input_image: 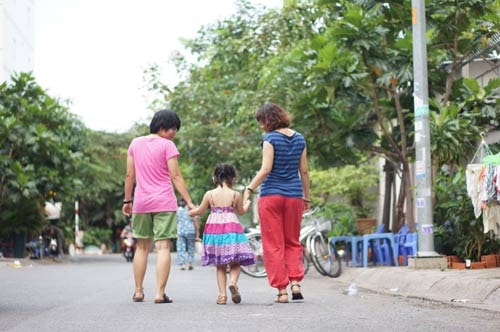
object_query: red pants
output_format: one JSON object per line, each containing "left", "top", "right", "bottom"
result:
{"left": 258, "top": 195, "right": 304, "bottom": 289}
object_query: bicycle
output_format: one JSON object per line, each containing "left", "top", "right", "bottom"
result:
{"left": 241, "top": 227, "right": 267, "bottom": 278}
{"left": 301, "top": 208, "right": 342, "bottom": 278}
{"left": 241, "top": 208, "right": 342, "bottom": 278}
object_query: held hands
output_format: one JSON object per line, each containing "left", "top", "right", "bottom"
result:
{"left": 243, "top": 187, "right": 253, "bottom": 204}
{"left": 243, "top": 199, "right": 251, "bottom": 212}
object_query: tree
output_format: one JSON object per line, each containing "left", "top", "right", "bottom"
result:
{"left": 144, "top": 0, "right": 322, "bottom": 200}
{"left": 69, "top": 130, "right": 135, "bottom": 229}
{"left": 144, "top": 0, "right": 500, "bottom": 232}
{"left": 265, "top": 0, "right": 499, "bottom": 231}
{"left": 0, "top": 73, "right": 87, "bottom": 239}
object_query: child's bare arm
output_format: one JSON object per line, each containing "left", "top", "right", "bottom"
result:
{"left": 189, "top": 192, "right": 210, "bottom": 217}
{"left": 234, "top": 191, "right": 251, "bottom": 215}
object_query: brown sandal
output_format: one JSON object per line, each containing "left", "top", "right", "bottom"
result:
{"left": 216, "top": 295, "right": 227, "bottom": 305}
{"left": 229, "top": 284, "right": 241, "bottom": 304}
{"left": 275, "top": 290, "right": 288, "bottom": 303}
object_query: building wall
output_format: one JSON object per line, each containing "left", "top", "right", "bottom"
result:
{"left": 461, "top": 58, "right": 500, "bottom": 87}
{"left": 0, "top": 0, "right": 34, "bottom": 82}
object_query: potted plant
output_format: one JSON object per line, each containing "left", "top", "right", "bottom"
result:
{"left": 433, "top": 168, "right": 500, "bottom": 268}
{"left": 480, "top": 233, "right": 500, "bottom": 268}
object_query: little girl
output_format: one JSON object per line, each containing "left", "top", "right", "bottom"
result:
{"left": 189, "top": 163, "right": 255, "bottom": 305}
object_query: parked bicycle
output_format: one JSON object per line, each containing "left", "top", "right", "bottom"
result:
{"left": 241, "top": 208, "right": 342, "bottom": 278}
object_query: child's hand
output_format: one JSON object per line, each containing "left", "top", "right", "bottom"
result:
{"left": 243, "top": 199, "right": 251, "bottom": 212}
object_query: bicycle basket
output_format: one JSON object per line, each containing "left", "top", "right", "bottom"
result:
{"left": 315, "top": 218, "right": 332, "bottom": 233}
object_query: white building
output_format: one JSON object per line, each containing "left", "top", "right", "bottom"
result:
{"left": 0, "top": 0, "right": 34, "bottom": 82}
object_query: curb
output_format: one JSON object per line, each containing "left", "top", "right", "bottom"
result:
{"left": 337, "top": 266, "right": 500, "bottom": 313}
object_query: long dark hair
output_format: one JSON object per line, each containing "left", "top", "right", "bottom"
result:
{"left": 213, "top": 163, "right": 237, "bottom": 188}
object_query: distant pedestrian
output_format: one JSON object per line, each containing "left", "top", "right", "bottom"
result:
{"left": 176, "top": 197, "right": 200, "bottom": 270}
{"left": 189, "top": 163, "right": 255, "bottom": 305}
{"left": 122, "top": 109, "right": 195, "bottom": 304}
{"left": 243, "top": 103, "right": 310, "bottom": 303}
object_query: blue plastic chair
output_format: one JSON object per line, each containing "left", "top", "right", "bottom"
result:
{"left": 378, "top": 224, "right": 409, "bottom": 265}
{"left": 348, "top": 224, "right": 386, "bottom": 267}
{"left": 402, "top": 232, "right": 418, "bottom": 265}
{"left": 359, "top": 224, "right": 399, "bottom": 268}
{"left": 367, "top": 224, "right": 387, "bottom": 265}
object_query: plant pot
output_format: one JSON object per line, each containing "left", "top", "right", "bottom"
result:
{"left": 446, "top": 255, "right": 461, "bottom": 268}
{"left": 451, "top": 261, "right": 466, "bottom": 269}
{"left": 497, "top": 254, "right": 500, "bottom": 267}
{"left": 470, "top": 261, "right": 486, "bottom": 269}
{"left": 398, "top": 255, "right": 405, "bottom": 266}
{"left": 481, "top": 255, "right": 497, "bottom": 268}
{"left": 356, "top": 218, "right": 377, "bottom": 235}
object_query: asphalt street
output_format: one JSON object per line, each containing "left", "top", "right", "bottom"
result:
{"left": 0, "top": 253, "right": 499, "bottom": 332}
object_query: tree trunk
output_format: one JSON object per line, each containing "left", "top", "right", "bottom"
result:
{"left": 382, "top": 160, "right": 394, "bottom": 232}
{"left": 403, "top": 161, "right": 415, "bottom": 233}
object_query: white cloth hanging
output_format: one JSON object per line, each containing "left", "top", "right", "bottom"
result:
{"left": 483, "top": 202, "right": 500, "bottom": 235}
{"left": 466, "top": 164, "right": 484, "bottom": 219}
{"left": 466, "top": 139, "right": 499, "bottom": 235}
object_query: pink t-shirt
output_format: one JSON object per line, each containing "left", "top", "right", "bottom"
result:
{"left": 128, "top": 135, "right": 180, "bottom": 213}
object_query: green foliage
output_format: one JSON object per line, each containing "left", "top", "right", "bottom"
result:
{"left": 142, "top": 0, "right": 499, "bottom": 239}
{"left": 145, "top": 0, "right": 322, "bottom": 196}
{"left": 71, "top": 130, "right": 135, "bottom": 229}
{"left": 320, "top": 202, "right": 356, "bottom": 237}
{"left": 0, "top": 73, "right": 87, "bottom": 239}
{"left": 82, "top": 227, "right": 112, "bottom": 247}
{"left": 429, "top": 100, "right": 481, "bottom": 167}
{"left": 311, "top": 164, "right": 378, "bottom": 218}
{"left": 0, "top": 197, "right": 45, "bottom": 239}
{"left": 433, "top": 166, "right": 499, "bottom": 261}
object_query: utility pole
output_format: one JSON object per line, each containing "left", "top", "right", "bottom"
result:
{"left": 74, "top": 200, "right": 80, "bottom": 255}
{"left": 412, "top": 0, "right": 439, "bottom": 257}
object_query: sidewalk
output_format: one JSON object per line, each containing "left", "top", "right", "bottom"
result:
{"left": 336, "top": 265, "right": 500, "bottom": 313}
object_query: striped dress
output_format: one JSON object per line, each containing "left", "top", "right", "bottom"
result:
{"left": 201, "top": 194, "right": 255, "bottom": 266}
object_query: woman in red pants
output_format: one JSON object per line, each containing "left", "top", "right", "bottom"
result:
{"left": 243, "top": 103, "right": 310, "bottom": 303}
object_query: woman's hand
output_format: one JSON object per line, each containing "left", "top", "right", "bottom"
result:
{"left": 303, "top": 200, "right": 310, "bottom": 212}
{"left": 122, "top": 202, "right": 132, "bottom": 217}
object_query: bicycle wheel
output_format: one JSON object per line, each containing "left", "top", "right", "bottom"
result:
{"left": 302, "top": 248, "right": 310, "bottom": 275}
{"left": 241, "top": 232, "right": 267, "bottom": 278}
{"left": 309, "top": 232, "right": 342, "bottom": 278}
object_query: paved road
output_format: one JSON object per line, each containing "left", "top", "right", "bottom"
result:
{"left": 1, "top": 253, "right": 498, "bottom": 332}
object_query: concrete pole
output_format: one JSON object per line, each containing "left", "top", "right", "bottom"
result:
{"left": 412, "top": 0, "right": 438, "bottom": 256}
{"left": 74, "top": 200, "right": 80, "bottom": 254}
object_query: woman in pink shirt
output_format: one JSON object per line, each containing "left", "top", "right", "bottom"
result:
{"left": 122, "top": 109, "right": 194, "bottom": 304}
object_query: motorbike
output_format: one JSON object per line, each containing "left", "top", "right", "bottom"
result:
{"left": 41, "top": 224, "right": 63, "bottom": 257}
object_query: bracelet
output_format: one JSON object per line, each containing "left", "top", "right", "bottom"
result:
{"left": 303, "top": 198, "right": 311, "bottom": 203}
{"left": 246, "top": 187, "right": 255, "bottom": 193}
{"left": 123, "top": 199, "right": 133, "bottom": 204}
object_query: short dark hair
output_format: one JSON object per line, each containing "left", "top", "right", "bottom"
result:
{"left": 150, "top": 109, "right": 181, "bottom": 134}
{"left": 255, "top": 103, "right": 291, "bottom": 131}
{"left": 213, "top": 163, "right": 237, "bottom": 187}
